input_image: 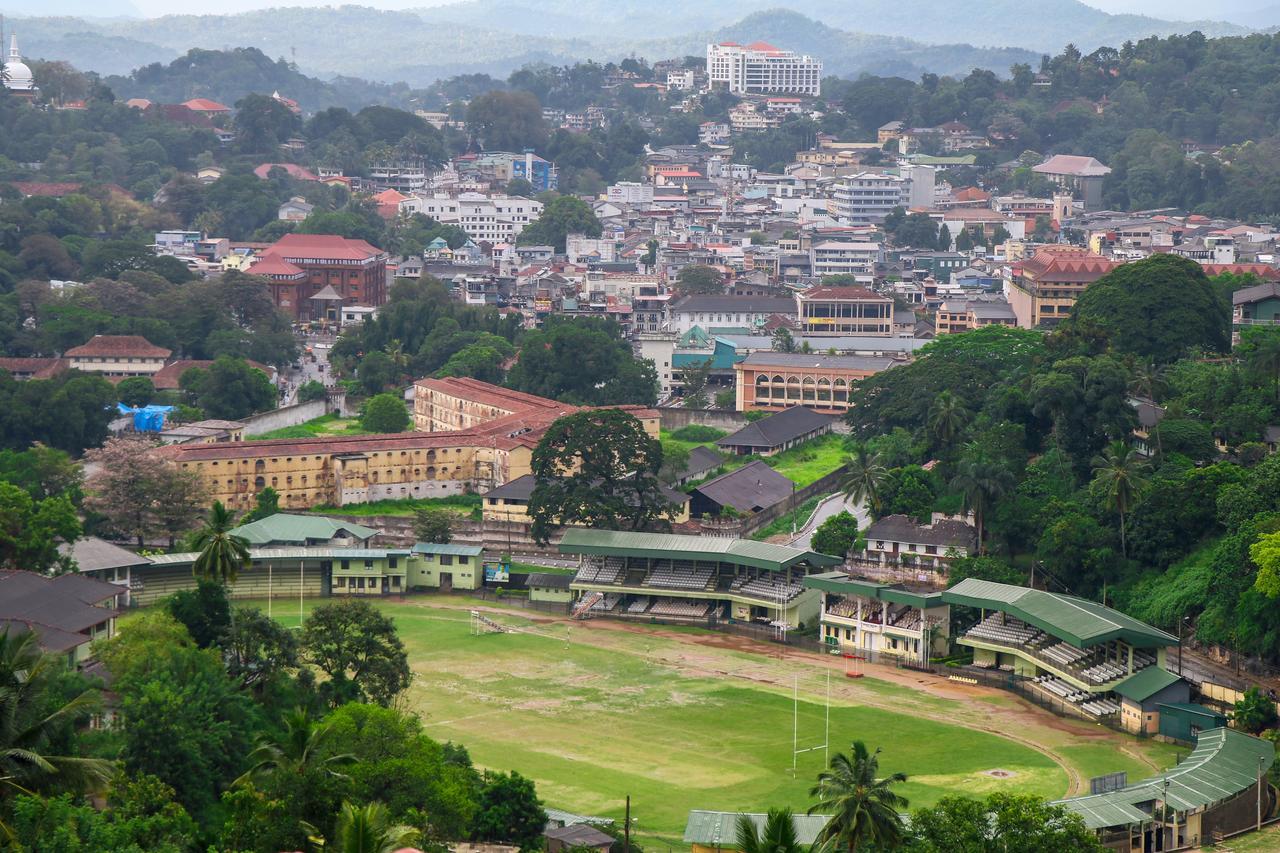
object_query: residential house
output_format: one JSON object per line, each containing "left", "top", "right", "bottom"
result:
{"left": 854, "top": 514, "right": 977, "bottom": 585}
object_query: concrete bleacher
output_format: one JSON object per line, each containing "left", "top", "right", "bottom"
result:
{"left": 589, "top": 593, "right": 622, "bottom": 612}
{"left": 645, "top": 560, "right": 714, "bottom": 591}
{"left": 732, "top": 575, "right": 804, "bottom": 602}
{"left": 1030, "top": 675, "right": 1120, "bottom": 716}
{"left": 649, "top": 598, "right": 710, "bottom": 618}
{"left": 574, "top": 557, "right": 626, "bottom": 585}
{"left": 965, "top": 613, "right": 1047, "bottom": 647}
{"left": 626, "top": 595, "right": 651, "bottom": 614}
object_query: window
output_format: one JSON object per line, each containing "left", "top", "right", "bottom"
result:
{"left": 364, "top": 559, "right": 374, "bottom": 568}
{"left": 440, "top": 554, "right": 454, "bottom": 566}
{"left": 389, "top": 557, "right": 398, "bottom": 569}
{"left": 458, "top": 556, "right": 469, "bottom": 565}
{"left": 341, "top": 560, "right": 350, "bottom": 571}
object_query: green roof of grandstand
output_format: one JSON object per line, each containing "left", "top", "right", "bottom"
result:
{"left": 1054, "top": 728, "right": 1274, "bottom": 829}
{"left": 230, "top": 513, "right": 379, "bottom": 545}
{"left": 557, "top": 529, "right": 841, "bottom": 572}
{"left": 683, "top": 810, "right": 832, "bottom": 846}
{"left": 802, "top": 572, "right": 944, "bottom": 609}
{"left": 411, "top": 542, "right": 485, "bottom": 556}
{"left": 142, "top": 546, "right": 410, "bottom": 565}
{"left": 942, "top": 578, "right": 1176, "bottom": 649}
{"left": 1112, "top": 667, "right": 1183, "bottom": 703}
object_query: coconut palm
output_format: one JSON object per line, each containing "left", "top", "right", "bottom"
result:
{"left": 927, "top": 390, "right": 970, "bottom": 450}
{"left": 949, "top": 445, "right": 1014, "bottom": 554}
{"left": 1091, "top": 440, "right": 1149, "bottom": 558}
{"left": 809, "top": 741, "right": 909, "bottom": 852}
{"left": 303, "top": 800, "right": 420, "bottom": 853}
{"left": 0, "top": 628, "right": 114, "bottom": 817}
{"left": 736, "top": 808, "right": 805, "bottom": 853}
{"left": 234, "top": 708, "right": 356, "bottom": 788}
{"left": 839, "top": 444, "right": 888, "bottom": 518}
{"left": 191, "top": 500, "right": 251, "bottom": 584}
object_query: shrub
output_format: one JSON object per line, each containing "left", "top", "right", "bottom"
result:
{"left": 670, "top": 424, "right": 726, "bottom": 442}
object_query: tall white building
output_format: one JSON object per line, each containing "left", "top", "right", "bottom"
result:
{"left": 899, "top": 164, "right": 936, "bottom": 210}
{"left": 399, "top": 193, "right": 543, "bottom": 244}
{"left": 706, "top": 42, "right": 822, "bottom": 97}
{"left": 827, "top": 173, "right": 907, "bottom": 226}
{"left": 809, "top": 241, "right": 884, "bottom": 277}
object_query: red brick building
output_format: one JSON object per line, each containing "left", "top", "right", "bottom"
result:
{"left": 247, "top": 234, "right": 389, "bottom": 323}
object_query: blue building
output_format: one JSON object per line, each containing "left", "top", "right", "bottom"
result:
{"left": 509, "top": 150, "right": 559, "bottom": 192}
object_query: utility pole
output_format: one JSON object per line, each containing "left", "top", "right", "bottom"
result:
{"left": 624, "top": 795, "right": 631, "bottom": 853}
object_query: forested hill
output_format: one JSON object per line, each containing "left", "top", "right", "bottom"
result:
{"left": 104, "top": 48, "right": 425, "bottom": 114}
{"left": 8, "top": 0, "right": 1247, "bottom": 84}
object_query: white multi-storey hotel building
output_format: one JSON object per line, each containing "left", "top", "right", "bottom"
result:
{"left": 706, "top": 42, "right": 823, "bottom": 97}
{"left": 399, "top": 193, "right": 544, "bottom": 244}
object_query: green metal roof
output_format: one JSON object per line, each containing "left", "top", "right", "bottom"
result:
{"left": 683, "top": 810, "right": 831, "bottom": 846}
{"left": 1156, "top": 703, "right": 1227, "bottom": 721}
{"left": 142, "top": 546, "right": 411, "bottom": 566}
{"left": 802, "top": 572, "right": 945, "bottom": 609}
{"left": 557, "top": 529, "right": 841, "bottom": 572}
{"left": 1055, "top": 728, "right": 1274, "bottom": 829}
{"left": 230, "top": 513, "right": 379, "bottom": 546}
{"left": 411, "top": 542, "right": 485, "bottom": 556}
{"left": 1113, "top": 667, "right": 1183, "bottom": 703}
{"left": 943, "top": 578, "right": 1176, "bottom": 649}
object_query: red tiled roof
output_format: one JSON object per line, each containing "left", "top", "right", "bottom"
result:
{"left": 149, "top": 103, "right": 214, "bottom": 128}
{"left": 1202, "top": 263, "right": 1280, "bottom": 280}
{"left": 1019, "top": 248, "right": 1119, "bottom": 283}
{"left": 0, "top": 357, "right": 67, "bottom": 379}
{"left": 414, "top": 376, "right": 564, "bottom": 414}
{"left": 746, "top": 41, "right": 780, "bottom": 51}
{"left": 253, "top": 163, "right": 319, "bottom": 181}
{"left": 65, "top": 335, "right": 171, "bottom": 359}
{"left": 245, "top": 255, "right": 305, "bottom": 278}
{"left": 266, "top": 233, "right": 385, "bottom": 262}
{"left": 182, "top": 98, "right": 230, "bottom": 112}
{"left": 953, "top": 187, "right": 990, "bottom": 202}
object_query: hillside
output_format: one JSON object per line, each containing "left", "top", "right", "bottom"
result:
{"left": 7, "top": 0, "right": 1245, "bottom": 86}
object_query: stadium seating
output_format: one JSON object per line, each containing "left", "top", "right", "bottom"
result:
{"left": 649, "top": 598, "right": 710, "bottom": 618}
{"left": 964, "top": 614, "right": 1043, "bottom": 646}
{"left": 589, "top": 593, "right": 622, "bottom": 612}
{"left": 645, "top": 561, "right": 714, "bottom": 590}
{"left": 826, "top": 597, "right": 859, "bottom": 618}
{"left": 574, "top": 557, "right": 625, "bottom": 585}
{"left": 626, "top": 596, "right": 651, "bottom": 614}
{"left": 734, "top": 576, "right": 804, "bottom": 602}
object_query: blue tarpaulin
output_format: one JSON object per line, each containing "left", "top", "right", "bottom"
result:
{"left": 116, "top": 403, "right": 175, "bottom": 433}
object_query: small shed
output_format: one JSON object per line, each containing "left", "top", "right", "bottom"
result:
{"left": 1157, "top": 702, "right": 1228, "bottom": 743}
{"left": 1113, "top": 668, "right": 1191, "bottom": 735}
{"left": 689, "top": 460, "right": 794, "bottom": 518}
{"left": 544, "top": 823, "right": 614, "bottom": 853}
{"left": 527, "top": 572, "right": 573, "bottom": 604}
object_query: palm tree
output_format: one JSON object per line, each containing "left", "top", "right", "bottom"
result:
{"left": 192, "top": 500, "right": 251, "bottom": 584}
{"left": 303, "top": 800, "right": 420, "bottom": 853}
{"left": 0, "top": 628, "right": 114, "bottom": 819}
{"left": 1091, "top": 440, "right": 1149, "bottom": 558}
{"left": 809, "top": 741, "right": 909, "bottom": 852}
{"left": 234, "top": 708, "right": 356, "bottom": 788}
{"left": 840, "top": 444, "right": 888, "bottom": 518}
{"left": 949, "top": 447, "right": 1014, "bottom": 554}
{"left": 736, "top": 808, "right": 805, "bottom": 853}
{"left": 927, "top": 390, "right": 969, "bottom": 450}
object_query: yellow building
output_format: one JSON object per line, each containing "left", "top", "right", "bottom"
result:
{"left": 167, "top": 377, "right": 660, "bottom": 512}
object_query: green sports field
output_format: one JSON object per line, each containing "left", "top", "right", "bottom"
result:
{"left": 264, "top": 597, "right": 1183, "bottom": 848}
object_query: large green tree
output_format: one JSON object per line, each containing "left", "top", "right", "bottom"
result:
{"left": 906, "top": 793, "right": 1103, "bottom": 852}
{"left": 301, "top": 600, "right": 412, "bottom": 707}
{"left": 1068, "top": 255, "right": 1230, "bottom": 363}
{"left": 528, "top": 409, "right": 672, "bottom": 544}
{"left": 516, "top": 195, "right": 602, "bottom": 252}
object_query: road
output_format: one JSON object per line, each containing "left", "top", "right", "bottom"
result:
{"left": 280, "top": 331, "right": 337, "bottom": 406}
{"left": 787, "top": 491, "right": 869, "bottom": 550}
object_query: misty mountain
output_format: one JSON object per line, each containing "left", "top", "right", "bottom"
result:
{"left": 415, "top": 0, "right": 1248, "bottom": 53}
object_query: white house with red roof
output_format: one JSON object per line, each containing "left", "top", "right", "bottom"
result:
{"left": 65, "top": 335, "right": 172, "bottom": 378}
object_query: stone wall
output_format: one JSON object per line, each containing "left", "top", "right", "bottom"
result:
{"left": 242, "top": 399, "right": 331, "bottom": 437}
{"left": 658, "top": 407, "right": 748, "bottom": 433}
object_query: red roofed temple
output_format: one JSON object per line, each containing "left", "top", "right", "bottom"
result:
{"left": 247, "top": 233, "right": 389, "bottom": 322}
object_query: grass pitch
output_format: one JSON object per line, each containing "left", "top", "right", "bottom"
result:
{"left": 263, "top": 597, "right": 1181, "bottom": 848}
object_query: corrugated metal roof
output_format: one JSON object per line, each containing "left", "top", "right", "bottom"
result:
{"left": 1055, "top": 728, "right": 1274, "bottom": 829}
{"left": 683, "top": 811, "right": 831, "bottom": 846}
{"left": 1113, "top": 667, "right": 1183, "bottom": 703}
{"left": 143, "top": 546, "right": 411, "bottom": 565}
{"left": 231, "top": 513, "right": 380, "bottom": 545}
{"left": 802, "top": 571, "right": 944, "bottom": 609}
{"left": 943, "top": 578, "right": 1176, "bottom": 648}
{"left": 411, "top": 542, "right": 485, "bottom": 556}
{"left": 558, "top": 529, "right": 840, "bottom": 571}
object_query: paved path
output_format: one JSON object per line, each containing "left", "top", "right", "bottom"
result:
{"left": 787, "top": 492, "right": 869, "bottom": 550}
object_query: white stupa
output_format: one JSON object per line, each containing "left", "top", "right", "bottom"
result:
{"left": 2, "top": 33, "right": 35, "bottom": 93}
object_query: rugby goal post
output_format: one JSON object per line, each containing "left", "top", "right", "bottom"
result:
{"left": 791, "top": 670, "right": 831, "bottom": 776}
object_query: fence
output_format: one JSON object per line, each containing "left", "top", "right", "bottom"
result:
{"left": 954, "top": 665, "right": 1131, "bottom": 734}
{"left": 242, "top": 398, "right": 332, "bottom": 437}
{"left": 657, "top": 407, "right": 748, "bottom": 433}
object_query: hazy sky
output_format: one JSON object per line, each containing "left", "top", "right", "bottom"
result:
{"left": 81, "top": 0, "right": 1259, "bottom": 21}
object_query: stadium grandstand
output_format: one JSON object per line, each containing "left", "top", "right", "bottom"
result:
{"left": 558, "top": 530, "right": 841, "bottom": 627}
{"left": 802, "top": 573, "right": 951, "bottom": 663}
{"left": 1054, "top": 727, "right": 1275, "bottom": 851}
{"left": 944, "top": 578, "right": 1183, "bottom": 732}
